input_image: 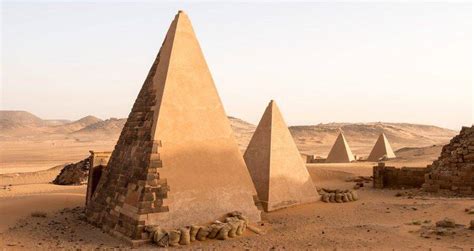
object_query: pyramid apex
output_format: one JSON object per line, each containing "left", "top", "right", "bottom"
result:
{"left": 175, "top": 10, "right": 188, "bottom": 19}
{"left": 380, "top": 132, "right": 389, "bottom": 141}
{"left": 266, "top": 100, "right": 279, "bottom": 113}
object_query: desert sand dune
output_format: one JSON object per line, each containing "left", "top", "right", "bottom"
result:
{"left": 0, "top": 164, "right": 64, "bottom": 186}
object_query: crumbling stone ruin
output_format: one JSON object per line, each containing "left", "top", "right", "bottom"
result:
{"left": 318, "top": 188, "right": 359, "bottom": 203}
{"left": 423, "top": 126, "right": 474, "bottom": 195}
{"left": 373, "top": 163, "right": 427, "bottom": 189}
{"left": 301, "top": 153, "right": 315, "bottom": 163}
{"left": 301, "top": 154, "right": 325, "bottom": 163}
{"left": 52, "top": 158, "right": 91, "bottom": 185}
{"left": 373, "top": 126, "right": 474, "bottom": 195}
{"left": 85, "top": 11, "right": 260, "bottom": 246}
{"left": 85, "top": 151, "right": 111, "bottom": 205}
{"left": 52, "top": 151, "right": 111, "bottom": 188}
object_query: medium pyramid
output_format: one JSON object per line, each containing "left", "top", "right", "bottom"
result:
{"left": 367, "top": 132, "right": 396, "bottom": 161}
{"left": 325, "top": 131, "right": 355, "bottom": 163}
{"left": 86, "top": 11, "right": 260, "bottom": 242}
{"left": 243, "top": 100, "right": 319, "bottom": 212}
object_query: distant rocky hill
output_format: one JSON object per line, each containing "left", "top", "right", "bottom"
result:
{"left": 72, "top": 115, "right": 103, "bottom": 127}
{"left": 393, "top": 145, "right": 443, "bottom": 163}
{"left": 55, "top": 115, "right": 103, "bottom": 133}
{"left": 0, "top": 111, "right": 45, "bottom": 129}
{"left": 289, "top": 122, "right": 457, "bottom": 155}
{"left": 44, "top": 119, "right": 72, "bottom": 126}
{"left": 72, "top": 118, "right": 126, "bottom": 135}
{"left": 228, "top": 116, "right": 256, "bottom": 150}
{"left": 0, "top": 111, "right": 105, "bottom": 137}
{"left": 0, "top": 110, "right": 458, "bottom": 156}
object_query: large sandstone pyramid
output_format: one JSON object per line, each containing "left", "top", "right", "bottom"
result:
{"left": 86, "top": 11, "right": 260, "bottom": 243}
{"left": 326, "top": 131, "right": 355, "bottom": 163}
{"left": 243, "top": 100, "right": 319, "bottom": 212}
{"left": 367, "top": 133, "right": 396, "bottom": 161}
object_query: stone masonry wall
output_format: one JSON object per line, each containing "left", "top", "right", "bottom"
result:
{"left": 85, "top": 151, "right": 112, "bottom": 206}
{"left": 373, "top": 162, "right": 428, "bottom": 189}
{"left": 301, "top": 154, "right": 314, "bottom": 163}
{"left": 86, "top": 48, "right": 170, "bottom": 242}
{"left": 423, "top": 126, "right": 474, "bottom": 195}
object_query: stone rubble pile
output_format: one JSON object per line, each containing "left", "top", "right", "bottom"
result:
{"left": 318, "top": 188, "right": 359, "bottom": 203}
{"left": 52, "top": 157, "right": 91, "bottom": 185}
{"left": 465, "top": 206, "right": 474, "bottom": 214}
{"left": 435, "top": 218, "right": 456, "bottom": 228}
{"left": 346, "top": 176, "right": 373, "bottom": 189}
{"left": 423, "top": 126, "right": 474, "bottom": 195}
{"left": 145, "top": 211, "right": 249, "bottom": 247}
{"left": 418, "top": 218, "right": 473, "bottom": 238}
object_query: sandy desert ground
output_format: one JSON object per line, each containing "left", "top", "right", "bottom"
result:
{"left": 0, "top": 111, "right": 472, "bottom": 250}
{"left": 1, "top": 161, "right": 473, "bottom": 250}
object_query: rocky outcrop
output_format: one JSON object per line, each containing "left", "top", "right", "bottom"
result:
{"left": 423, "top": 126, "right": 474, "bottom": 195}
{"left": 52, "top": 157, "right": 90, "bottom": 185}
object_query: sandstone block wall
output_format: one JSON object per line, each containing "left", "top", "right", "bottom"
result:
{"left": 300, "top": 154, "right": 326, "bottom": 163}
{"left": 423, "top": 126, "right": 474, "bottom": 195}
{"left": 301, "top": 154, "right": 315, "bottom": 163}
{"left": 373, "top": 163, "right": 428, "bottom": 189}
{"left": 85, "top": 57, "right": 169, "bottom": 241}
{"left": 311, "top": 158, "right": 326, "bottom": 163}
{"left": 85, "top": 151, "right": 112, "bottom": 206}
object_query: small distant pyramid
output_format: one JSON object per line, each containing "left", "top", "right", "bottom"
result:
{"left": 86, "top": 11, "right": 260, "bottom": 242}
{"left": 367, "top": 132, "right": 396, "bottom": 161}
{"left": 326, "top": 131, "right": 355, "bottom": 163}
{"left": 244, "top": 100, "right": 319, "bottom": 212}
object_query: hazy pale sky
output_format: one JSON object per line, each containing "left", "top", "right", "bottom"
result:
{"left": 1, "top": 1, "right": 472, "bottom": 129}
